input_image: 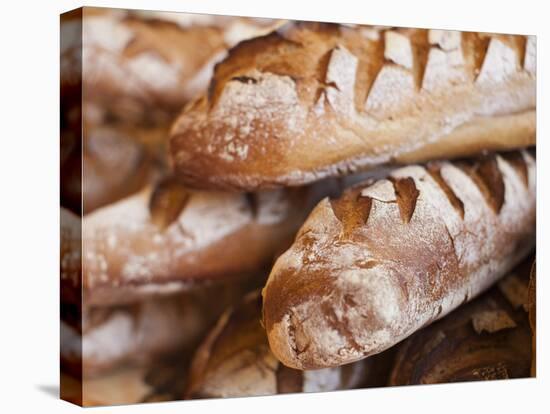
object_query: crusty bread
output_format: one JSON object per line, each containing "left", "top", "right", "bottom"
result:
{"left": 80, "top": 176, "right": 317, "bottom": 306}
{"left": 79, "top": 7, "right": 281, "bottom": 128}
{"left": 389, "top": 256, "right": 533, "bottom": 385}
{"left": 185, "top": 290, "right": 372, "bottom": 398}
{"left": 170, "top": 23, "right": 536, "bottom": 190}
{"left": 262, "top": 149, "right": 535, "bottom": 369}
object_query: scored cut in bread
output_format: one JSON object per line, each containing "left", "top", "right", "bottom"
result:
{"left": 170, "top": 23, "right": 536, "bottom": 190}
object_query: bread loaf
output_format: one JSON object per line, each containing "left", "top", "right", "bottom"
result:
{"left": 389, "top": 257, "right": 533, "bottom": 385}
{"left": 262, "top": 149, "right": 535, "bottom": 369}
{"left": 80, "top": 176, "right": 314, "bottom": 306}
{"left": 170, "top": 23, "right": 536, "bottom": 190}
{"left": 185, "top": 290, "right": 374, "bottom": 398}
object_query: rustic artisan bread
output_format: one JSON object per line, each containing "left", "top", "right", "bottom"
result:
{"left": 80, "top": 176, "right": 319, "bottom": 306}
{"left": 185, "top": 290, "right": 384, "bottom": 399}
{"left": 170, "top": 23, "right": 536, "bottom": 190}
{"left": 263, "top": 149, "right": 536, "bottom": 369}
{"left": 80, "top": 7, "right": 281, "bottom": 128}
{"left": 389, "top": 256, "right": 533, "bottom": 384}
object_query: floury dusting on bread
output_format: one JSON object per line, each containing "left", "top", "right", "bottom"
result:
{"left": 170, "top": 23, "right": 535, "bottom": 190}
{"left": 262, "top": 150, "right": 535, "bottom": 369}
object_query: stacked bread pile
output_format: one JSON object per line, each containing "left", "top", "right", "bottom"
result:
{"left": 60, "top": 9, "right": 536, "bottom": 406}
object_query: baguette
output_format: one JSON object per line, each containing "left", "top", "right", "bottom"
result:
{"left": 389, "top": 257, "right": 533, "bottom": 385}
{"left": 80, "top": 176, "right": 314, "bottom": 306}
{"left": 170, "top": 23, "right": 536, "bottom": 191}
{"left": 185, "top": 290, "right": 375, "bottom": 399}
{"left": 262, "top": 149, "right": 536, "bottom": 369}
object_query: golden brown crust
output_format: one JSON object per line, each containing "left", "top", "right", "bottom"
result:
{"left": 262, "top": 150, "right": 536, "bottom": 369}
{"left": 389, "top": 257, "right": 533, "bottom": 385}
{"left": 185, "top": 290, "right": 369, "bottom": 399}
{"left": 170, "top": 23, "right": 536, "bottom": 190}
